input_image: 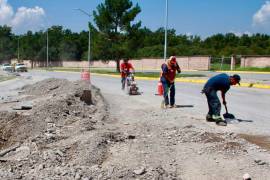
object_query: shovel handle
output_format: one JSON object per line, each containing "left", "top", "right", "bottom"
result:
{"left": 224, "top": 104, "right": 228, "bottom": 114}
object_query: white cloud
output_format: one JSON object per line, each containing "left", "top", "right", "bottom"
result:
{"left": 0, "top": 0, "right": 13, "bottom": 24}
{"left": 253, "top": 1, "right": 270, "bottom": 27}
{"left": 0, "top": 0, "right": 45, "bottom": 34}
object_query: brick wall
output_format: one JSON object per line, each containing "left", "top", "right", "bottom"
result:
{"left": 18, "top": 56, "right": 211, "bottom": 71}
{"left": 241, "top": 56, "right": 270, "bottom": 68}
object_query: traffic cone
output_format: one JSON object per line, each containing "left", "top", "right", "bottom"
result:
{"left": 81, "top": 69, "right": 90, "bottom": 81}
{"left": 156, "top": 81, "right": 163, "bottom": 96}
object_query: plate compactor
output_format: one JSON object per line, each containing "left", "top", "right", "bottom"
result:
{"left": 126, "top": 73, "right": 141, "bottom": 95}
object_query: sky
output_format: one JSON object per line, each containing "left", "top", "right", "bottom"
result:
{"left": 1, "top": 0, "right": 270, "bottom": 37}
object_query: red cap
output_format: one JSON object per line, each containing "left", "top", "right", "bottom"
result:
{"left": 170, "top": 56, "right": 176, "bottom": 64}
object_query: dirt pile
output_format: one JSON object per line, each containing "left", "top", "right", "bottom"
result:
{"left": 0, "top": 78, "right": 125, "bottom": 179}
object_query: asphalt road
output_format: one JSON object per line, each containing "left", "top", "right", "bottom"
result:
{"left": 2, "top": 70, "right": 270, "bottom": 136}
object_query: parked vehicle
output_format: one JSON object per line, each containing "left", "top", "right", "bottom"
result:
{"left": 1, "top": 63, "right": 14, "bottom": 72}
{"left": 15, "top": 63, "right": 27, "bottom": 72}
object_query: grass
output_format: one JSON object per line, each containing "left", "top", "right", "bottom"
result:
{"left": 0, "top": 75, "right": 15, "bottom": 82}
{"left": 210, "top": 63, "right": 270, "bottom": 72}
{"left": 40, "top": 67, "right": 206, "bottom": 78}
{"left": 235, "top": 66, "right": 270, "bottom": 72}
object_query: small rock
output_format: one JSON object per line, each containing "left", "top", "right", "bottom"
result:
{"left": 82, "top": 178, "right": 90, "bottom": 180}
{"left": 56, "top": 150, "right": 64, "bottom": 157}
{"left": 75, "top": 173, "right": 81, "bottom": 180}
{"left": 254, "top": 159, "right": 267, "bottom": 165}
{"left": 133, "top": 167, "right": 146, "bottom": 175}
{"left": 128, "top": 135, "right": 136, "bottom": 139}
{"left": 38, "top": 164, "right": 45, "bottom": 170}
{"left": 61, "top": 171, "right": 68, "bottom": 176}
{"left": 243, "top": 173, "right": 251, "bottom": 180}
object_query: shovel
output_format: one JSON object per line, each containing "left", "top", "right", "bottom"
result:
{"left": 223, "top": 104, "right": 236, "bottom": 119}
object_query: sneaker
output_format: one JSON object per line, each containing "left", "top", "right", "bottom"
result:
{"left": 170, "top": 104, "right": 176, "bottom": 108}
{"left": 212, "top": 115, "right": 223, "bottom": 121}
{"left": 206, "top": 114, "right": 215, "bottom": 122}
{"left": 165, "top": 105, "right": 170, "bottom": 109}
{"left": 161, "top": 101, "right": 169, "bottom": 109}
{"left": 216, "top": 120, "right": 227, "bottom": 126}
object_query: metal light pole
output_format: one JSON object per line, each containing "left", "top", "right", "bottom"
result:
{"left": 47, "top": 29, "right": 49, "bottom": 68}
{"left": 17, "top": 37, "right": 20, "bottom": 62}
{"left": 164, "top": 0, "right": 168, "bottom": 61}
{"left": 75, "top": 8, "right": 92, "bottom": 70}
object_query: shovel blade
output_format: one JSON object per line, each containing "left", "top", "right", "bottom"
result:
{"left": 223, "top": 113, "right": 235, "bottom": 119}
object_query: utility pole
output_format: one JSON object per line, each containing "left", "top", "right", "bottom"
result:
{"left": 75, "top": 8, "right": 92, "bottom": 70}
{"left": 17, "top": 37, "right": 20, "bottom": 62}
{"left": 164, "top": 0, "right": 168, "bottom": 61}
{"left": 47, "top": 29, "right": 49, "bottom": 68}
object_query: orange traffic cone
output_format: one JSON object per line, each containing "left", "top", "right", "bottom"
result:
{"left": 156, "top": 81, "right": 163, "bottom": 96}
{"left": 81, "top": 69, "right": 90, "bottom": 81}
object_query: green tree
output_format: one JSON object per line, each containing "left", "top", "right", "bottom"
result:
{"left": 0, "top": 26, "right": 15, "bottom": 62}
{"left": 93, "top": 0, "right": 141, "bottom": 71}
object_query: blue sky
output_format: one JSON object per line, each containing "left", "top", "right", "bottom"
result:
{"left": 1, "top": 0, "right": 270, "bottom": 37}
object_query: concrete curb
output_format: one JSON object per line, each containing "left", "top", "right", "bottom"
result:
{"left": 216, "top": 70, "right": 270, "bottom": 74}
{"left": 91, "top": 73, "right": 270, "bottom": 89}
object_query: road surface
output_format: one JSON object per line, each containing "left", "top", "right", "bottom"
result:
{"left": 1, "top": 70, "right": 270, "bottom": 179}
{"left": 14, "top": 70, "right": 270, "bottom": 136}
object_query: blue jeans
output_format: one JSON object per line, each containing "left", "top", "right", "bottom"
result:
{"left": 121, "top": 77, "right": 126, "bottom": 89}
{"left": 205, "top": 90, "right": 221, "bottom": 116}
{"left": 161, "top": 81, "right": 175, "bottom": 106}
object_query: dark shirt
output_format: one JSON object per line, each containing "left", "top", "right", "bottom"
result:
{"left": 203, "top": 73, "right": 230, "bottom": 93}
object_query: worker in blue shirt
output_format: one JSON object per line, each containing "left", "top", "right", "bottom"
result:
{"left": 202, "top": 73, "right": 241, "bottom": 126}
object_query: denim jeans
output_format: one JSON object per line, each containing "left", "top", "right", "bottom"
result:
{"left": 205, "top": 89, "right": 221, "bottom": 116}
{"left": 161, "top": 81, "right": 175, "bottom": 106}
{"left": 121, "top": 77, "right": 126, "bottom": 89}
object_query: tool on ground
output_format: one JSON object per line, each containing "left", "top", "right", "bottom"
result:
{"left": 223, "top": 104, "right": 253, "bottom": 123}
{"left": 223, "top": 103, "right": 236, "bottom": 119}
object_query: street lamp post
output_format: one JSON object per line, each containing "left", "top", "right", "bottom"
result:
{"left": 47, "top": 28, "right": 49, "bottom": 68}
{"left": 75, "top": 8, "right": 92, "bottom": 70}
{"left": 17, "top": 37, "right": 20, "bottom": 62}
{"left": 164, "top": 0, "right": 168, "bottom": 61}
{"left": 39, "top": 25, "right": 49, "bottom": 68}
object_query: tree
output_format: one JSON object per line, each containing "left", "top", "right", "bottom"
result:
{"left": 93, "top": 0, "right": 141, "bottom": 71}
{"left": 0, "top": 26, "right": 15, "bottom": 62}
